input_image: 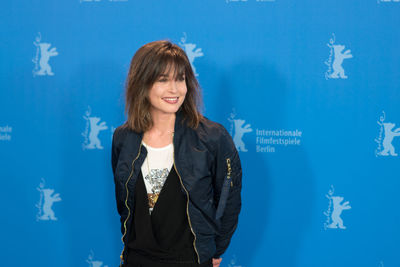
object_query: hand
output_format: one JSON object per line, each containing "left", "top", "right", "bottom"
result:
{"left": 212, "top": 257, "right": 222, "bottom": 267}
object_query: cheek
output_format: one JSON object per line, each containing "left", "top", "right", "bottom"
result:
{"left": 149, "top": 85, "right": 163, "bottom": 99}
{"left": 148, "top": 90, "right": 156, "bottom": 104}
{"left": 148, "top": 87, "right": 162, "bottom": 107}
{"left": 180, "top": 84, "right": 188, "bottom": 96}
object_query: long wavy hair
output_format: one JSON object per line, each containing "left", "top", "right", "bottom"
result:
{"left": 124, "top": 40, "right": 203, "bottom": 132}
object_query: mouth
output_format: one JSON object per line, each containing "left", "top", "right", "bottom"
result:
{"left": 162, "top": 97, "right": 179, "bottom": 104}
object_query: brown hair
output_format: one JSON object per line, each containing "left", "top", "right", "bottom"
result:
{"left": 124, "top": 40, "right": 203, "bottom": 132}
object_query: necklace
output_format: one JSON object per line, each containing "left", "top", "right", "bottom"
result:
{"left": 142, "top": 134, "right": 174, "bottom": 212}
{"left": 143, "top": 130, "right": 174, "bottom": 175}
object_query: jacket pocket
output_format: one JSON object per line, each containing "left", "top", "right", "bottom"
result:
{"left": 215, "top": 158, "right": 232, "bottom": 220}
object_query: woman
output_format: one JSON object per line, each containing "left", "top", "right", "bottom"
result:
{"left": 111, "top": 40, "right": 242, "bottom": 267}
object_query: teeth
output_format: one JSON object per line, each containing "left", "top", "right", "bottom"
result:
{"left": 164, "top": 97, "right": 178, "bottom": 101}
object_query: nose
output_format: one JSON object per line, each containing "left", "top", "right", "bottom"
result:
{"left": 169, "top": 80, "right": 178, "bottom": 93}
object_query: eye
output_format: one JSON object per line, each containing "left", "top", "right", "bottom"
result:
{"left": 177, "top": 75, "right": 185, "bottom": 81}
{"left": 158, "top": 77, "right": 168, "bottom": 82}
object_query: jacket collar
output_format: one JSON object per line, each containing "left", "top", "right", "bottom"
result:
{"left": 125, "top": 110, "right": 186, "bottom": 147}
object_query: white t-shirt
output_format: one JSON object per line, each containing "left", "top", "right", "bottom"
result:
{"left": 141, "top": 141, "right": 174, "bottom": 214}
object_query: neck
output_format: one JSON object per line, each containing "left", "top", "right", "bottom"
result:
{"left": 149, "top": 109, "right": 176, "bottom": 135}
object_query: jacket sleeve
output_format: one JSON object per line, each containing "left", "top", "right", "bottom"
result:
{"left": 213, "top": 126, "right": 242, "bottom": 258}
{"left": 111, "top": 127, "right": 125, "bottom": 218}
{"left": 111, "top": 129, "right": 119, "bottom": 176}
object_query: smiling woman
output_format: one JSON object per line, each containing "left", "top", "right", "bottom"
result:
{"left": 124, "top": 40, "right": 202, "bottom": 133}
{"left": 111, "top": 40, "right": 242, "bottom": 267}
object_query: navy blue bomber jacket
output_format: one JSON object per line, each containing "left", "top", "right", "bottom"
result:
{"left": 111, "top": 111, "right": 242, "bottom": 266}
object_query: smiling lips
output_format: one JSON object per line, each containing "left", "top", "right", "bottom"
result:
{"left": 162, "top": 97, "right": 179, "bottom": 104}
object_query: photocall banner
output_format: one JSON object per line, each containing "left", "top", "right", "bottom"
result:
{"left": 1, "top": 1, "right": 399, "bottom": 266}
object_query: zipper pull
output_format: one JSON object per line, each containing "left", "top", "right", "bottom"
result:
{"left": 226, "top": 158, "right": 232, "bottom": 179}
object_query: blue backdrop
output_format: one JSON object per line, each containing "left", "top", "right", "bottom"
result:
{"left": 1, "top": 1, "right": 400, "bottom": 266}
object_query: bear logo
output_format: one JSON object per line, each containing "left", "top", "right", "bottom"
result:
{"left": 32, "top": 33, "right": 58, "bottom": 76}
{"left": 378, "top": 122, "right": 400, "bottom": 156}
{"left": 228, "top": 110, "right": 253, "bottom": 152}
{"left": 85, "top": 117, "right": 108, "bottom": 150}
{"left": 180, "top": 32, "right": 203, "bottom": 76}
{"left": 327, "top": 196, "right": 351, "bottom": 229}
{"left": 36, "top": 183, "right": 62, "bottom": 221}
{"left": 82, "top": 106, "right": 108, "bottom": 150}
{"left": 33, "top": 42, "right": 58, "bottom": 76}
{"left": 329, "top": 44, "right": 353, "bottom": 79}
{"left": 86, "top": 251, "right": 109, "bottom": 267}
{"left": 37, "top": 43, "right": 58, "bottom": 76}
{"left": 227, "top": 254, "right": 243, "bottom": 267}
{"left": 232, "top": 119, "right": 252, "bottom": 152}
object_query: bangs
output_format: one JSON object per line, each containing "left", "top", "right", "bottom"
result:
{"left": 149, "top": 48, "right": 188, "bottom": 82}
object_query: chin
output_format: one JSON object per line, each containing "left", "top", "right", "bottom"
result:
{"left": 161, "top": 103, "right": 184, "bottom": 113}
{"left": 159, "top": 107, "right": 181, "bottom": 114}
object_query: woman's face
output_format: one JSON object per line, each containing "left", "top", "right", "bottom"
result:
{"left": 148, "top": 67, "right": 187, "bottom": 116}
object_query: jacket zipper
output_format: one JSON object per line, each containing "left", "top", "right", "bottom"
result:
{"left": 119, "top": 142, "right": 143, "bottom": 266}
{"left": 227, "top": 158, "right": 233, "bottom": 187}
{"left": 172, "top": 140, "right": 200, "bottom": 264}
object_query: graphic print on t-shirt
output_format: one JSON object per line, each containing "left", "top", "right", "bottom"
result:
{"left": 141, "top": 141, "right": 174, "bottom": 214}
{"left": 144, "top": 168, "right": 169, "bottom": 213}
